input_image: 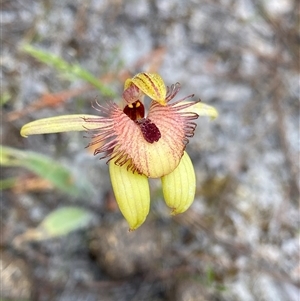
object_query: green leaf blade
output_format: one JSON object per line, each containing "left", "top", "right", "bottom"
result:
{"left": 1, "top": 146, "right": 88, "bottom": 196}
{"left": 38, "top": 206, "right": 94, "bottom": 238}
{"left": 22, "top": 44, "right": 116, "bottom": 97}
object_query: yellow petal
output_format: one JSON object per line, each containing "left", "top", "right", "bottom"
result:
{"left": 20, "top": 114, "right": 101, "bottom": 137}
{"left": 176, "top": 102, "right": 218, "bottom": 120}
{"left": 109, "top": 160, "right": 150, "bottom": 230}
{"left": 125, "top": 73, "right": 167, "bottom": 105}
{"left": 123, "top": 78, "right": 133, "bottom": 90}
{"left": 161, "top": 151, "right": 196, "bottom": 215}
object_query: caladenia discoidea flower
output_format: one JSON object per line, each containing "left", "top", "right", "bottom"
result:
{"left": 21, "top": 73, "right": 218, "bottom": 230}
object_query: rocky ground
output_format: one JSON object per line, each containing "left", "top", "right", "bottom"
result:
{"left": 1, "top": 0, "right": 299, "bottom": 300}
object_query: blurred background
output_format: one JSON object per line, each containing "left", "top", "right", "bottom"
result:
{"left": 1, "top": 0, "right": 299, "bottom": 300}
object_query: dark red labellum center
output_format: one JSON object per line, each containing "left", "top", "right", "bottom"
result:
{"left": 124, "top": 100, "right": 161, "bottom": 143}
{"left": 135, "top": 118, "right": 161, "bottom": 143}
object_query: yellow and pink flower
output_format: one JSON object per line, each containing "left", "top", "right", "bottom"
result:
{"left": 21, "top": 73, "right": 218, "bottom": 230}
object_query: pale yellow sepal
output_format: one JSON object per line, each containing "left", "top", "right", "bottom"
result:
{"left": 125, "top": 73, "right": 167, "bottom": 105}
{"left": 109, "top": 160, "right": 150, "bottom": 230}
{"left": 161, "top": 151, "right": 196, "bottom": 215}
{"left": 177, "top": 102, "right": 218, "bottom": 120}
{"left": 20, "top": 114, "right": 101, "bottom": 137}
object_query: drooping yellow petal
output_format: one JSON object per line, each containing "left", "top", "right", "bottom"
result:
{"left": 20, "top": 114, "right": 101, "bottom": 137}
{"left": 124, "top": 73, "right": 167, "bottom": 105}
{"left": 161, "top": 151, "right": 196, "bottom": 215}
{"left": 109, "top": 160, "right": 150, "bottom": 230}
{"left": 176, "top": 102, "right": 218, "bottom": 120}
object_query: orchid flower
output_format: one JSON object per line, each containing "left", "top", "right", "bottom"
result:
{"left": 21, "top": 73, "right": 218, "bottom": 230}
